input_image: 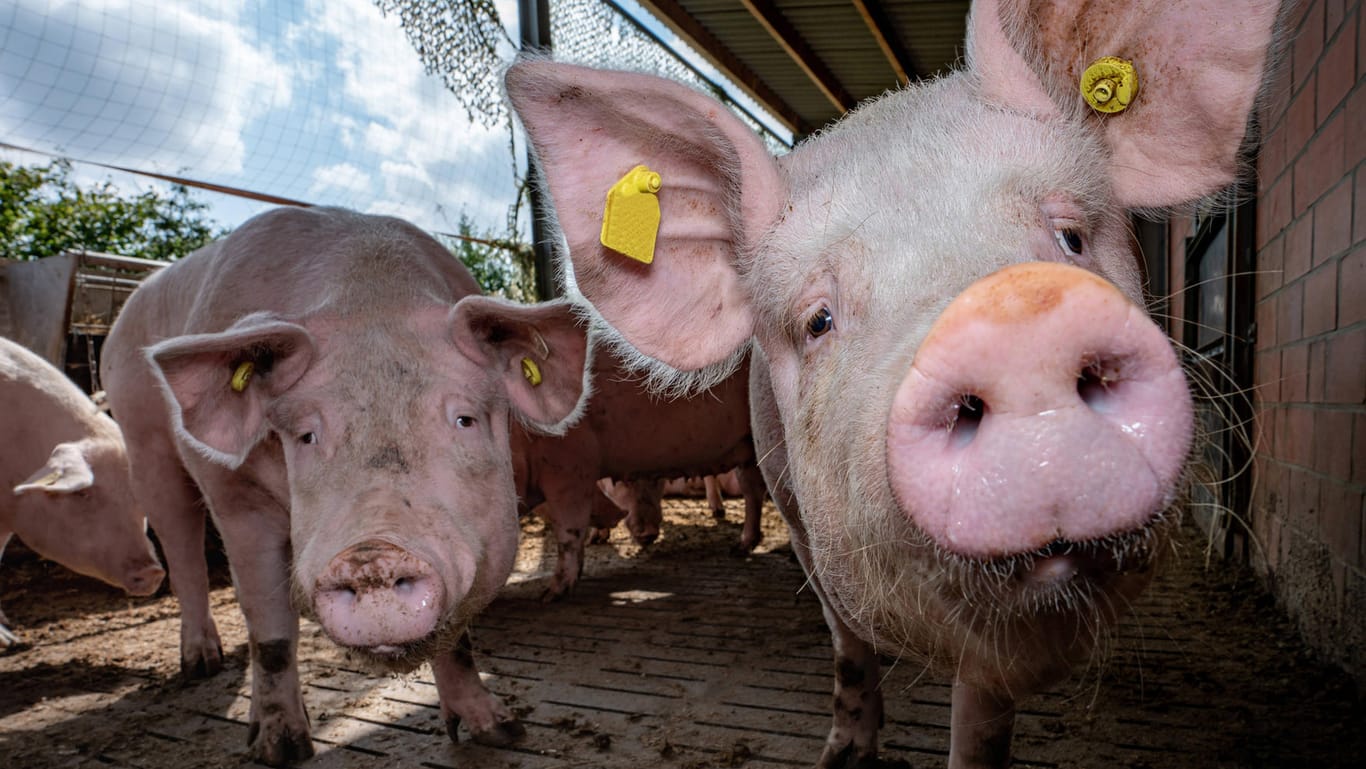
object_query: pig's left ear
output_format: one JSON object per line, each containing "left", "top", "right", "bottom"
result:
{"left": 13, "top": 442, "right": 95, "bottom": 496}
{"left": 968, "top": 0, "right": 1283, "bottom": 207}
{"left": 449, "top": 297, "right": 590, "bottom": 434}
{"left": 146, "top": 314, "right": 316, "bottom": 468}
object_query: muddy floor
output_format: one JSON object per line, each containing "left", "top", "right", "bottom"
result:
{"left": 1, "top": 498, "right": 1362, "bottom": 769}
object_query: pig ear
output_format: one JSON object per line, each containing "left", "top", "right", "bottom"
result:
{"left": 449, "top": 297, "right": 590, "bottom": 435}
{"left": 505, "top": 59, "right": 785, "bottom": 373}
{"left": 146, "top": 315, "right": 316, "bottom": 468}
{"left": 968, "top": 0, "right": 1282, "bottom": 207}
{"left": 13, "top": 443, "right": 95, "bottom": 496}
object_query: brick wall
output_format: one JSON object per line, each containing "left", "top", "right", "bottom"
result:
{"left": 1251, "top": 0, "right": 1365, "bottom": 687}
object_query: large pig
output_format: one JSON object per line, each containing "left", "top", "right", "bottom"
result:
{"left": 100, "top": 207, "right": 588, "bottom": 764}
{"left": 506, "top": 0, "right": 1281, "bottom": 765}
{"left": 513, "top": 352, "right": 761, "bottom": 599}
{"left": 0, "top": 337, "right": 164, "bottom": 645}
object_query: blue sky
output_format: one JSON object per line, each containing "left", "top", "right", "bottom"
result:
{"left": 0, "top": 0, "right": 787, "bottom": 242}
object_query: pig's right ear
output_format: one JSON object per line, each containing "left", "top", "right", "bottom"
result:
{"left": 146, "top": 315, "right": 315, "bottom": 468}
{"left": 449, "top": 297, "right": 590, "bottom": 435}
{"left": 505, "top": 60, "right": 785, "bottom": 374}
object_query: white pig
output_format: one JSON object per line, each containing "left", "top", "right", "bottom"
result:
{"left": 506, "top": 0, "right": 1282, "bottom": 765}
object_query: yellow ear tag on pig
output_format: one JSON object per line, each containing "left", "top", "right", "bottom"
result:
{"left": 230, "top": 361, "right": 254, "bottom": 393}
{"left": 600, "top": 165, "right": 663, "bottom": 264}
{"left": 521, "top": 357, "right": 543, "bottom": 387}
{"left": 35, "top": 469, "right": 63, "bottom": 487}
{"left": 1080, "top": 57, "right": 1138, "bottom": 114}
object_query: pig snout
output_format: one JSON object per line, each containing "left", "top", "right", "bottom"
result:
{"left": 312, "top": 540, "right": 445, "bottom": 651}
{"left": 886, "top": 262, "right": 1194, "bottom": 559}
{"left": 123, "top": 560, "right": 166, "bottom": 596}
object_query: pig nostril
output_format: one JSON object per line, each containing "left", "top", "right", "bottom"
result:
{"left": 948, "top": 394, "right": 985, "bottom": 448}
{"left": 1077, "top": 359, "right": 1121, "bottom": 413}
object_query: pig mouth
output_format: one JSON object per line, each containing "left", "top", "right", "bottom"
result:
{"left": 336, "top": 614, "right": 470, "bottom": 674}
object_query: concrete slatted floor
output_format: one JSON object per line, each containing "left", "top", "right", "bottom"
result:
{"left": 1, "top": 503, "right": 1362, "bottom": 768}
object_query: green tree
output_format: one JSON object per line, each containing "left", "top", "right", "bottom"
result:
{"left": 443, "top": 212, "right": 536, "bottom": 302}
{"left": 0, "top": 159, "right": 224, "bottom": 261}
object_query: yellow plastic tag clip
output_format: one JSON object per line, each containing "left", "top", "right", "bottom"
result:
{"left": 35, "top": 469, "right": 63, "bottom": 487}
{"left": 1080, "top": 57, "right": 1138, "bottom": 114}
{"left": 231, "top": 361, "right": 254, "bottom": 393}
{"left": 600, "top": 165, "right": 663, "bottom": 264}
{"left": 521, "top": 357, "right": 543, "bottom": 387}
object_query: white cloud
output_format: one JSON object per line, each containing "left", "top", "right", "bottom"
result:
{"left": 309, "top": 162, "right": 371, "bottom": 196}
{"left": 0, "top": 0, "right": 291, "bottom": 174}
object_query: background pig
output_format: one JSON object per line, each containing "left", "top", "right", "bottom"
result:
{"left": 506, "top": 0, "right": 1282, "bottom": 765}
{"left": 1, "top": 337, "right": 164, "bottom": 646}
{"left": 513, "top": 351, "right": 762, "bottom": 600}
{"left": 100, "top": 207, "right": 588, "bottom": 764}
{"left": 600, "top": 468, "right": 768, "bottom": 547}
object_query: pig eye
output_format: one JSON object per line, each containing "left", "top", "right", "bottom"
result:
{"left": 806, "top": 306, "right": 834, "bottom": 338}
{"left": 454, "top": 415, "right": 476, "bottom": 429}
{"left": 298, "top": 432, "right": 318, "bottom": 445}
{"left": 1055, "top": 228, "right": 1085, "bottom": 257}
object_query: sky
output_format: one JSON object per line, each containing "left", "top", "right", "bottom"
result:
{"left": 0, "top": 0, "right": 789, "bottom": 243}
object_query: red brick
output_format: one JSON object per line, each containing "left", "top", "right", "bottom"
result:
{"left": 1257, "top": 235, "right": 1286, "bottom": 299}
{"left": 1315, "top": 407, "right": 1355, "bottom": 478}
{"left": 1309, "top": 338, "right": 1329, "bottom": 401}
{"left": 1280, "top": 278, "right": 1308, "bottom": 342}
{"left": 1360, "top": 3, "right": 1366, "bottom": 80}
{"left": 1286, "top": 214, "right": 1315, "bottom": 282}
{"left": 1288, "top": 466, "right": 1322, "bottom": 532}
{"left": 1348, "top": 81, "right": 1366, "bottom": 170}
{"left": 1303, "top": 262, "right": 1339, "bottom": 335}
{"left": 1293, "top": 111, "right": 1347, "bottom": 213}
{"left": 1257, "top": 296, "right": 1279, "bottom": 349}
{"left": 1326, "top": 0, "right": 1348, "bottom": 35}
{"left": 1316, "top": 21, "right": 1357, "bottom": 123}
{"left": 1258, "top": 174, "right": 1293, "bottom": 248}
{"left": 1356, "top": 413, "right": 1366, "bottom": 483}
{"left": 1312, "top": 178, "right": 1353, "bottom": 264}
{"left": 1343, "top": 244, "right": 1366, "bottom": 327}
{"left": 1295, "top": 1, "right": 1327, "bottom": 90}
{"left": 1256, "top": 348, "right": 1283, "bottom": 403}
{"left": 1320, "top": 482, "right": 1363, "bottom": 567}
{"left": 1288, "top": 406, "right": 1318, "bottom": 465}
{"left": 1286, "top": 75, "right": 1319, "bottom": 161}
{"left": 1259, "top": 128, "right": 1288, "bottom": 193}
{"left": 1356, "top": 169, "right": 1366, "bottom": 244}
{"left": 1324, "top": 326, "right": 1366, "bottom": 403}
{"left": 1283, "top": 340, "right": 1309, "bottom": 401}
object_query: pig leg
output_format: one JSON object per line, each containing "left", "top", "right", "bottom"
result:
{"left": 127, "top": 436, "right": 223, "bottom": 678}
{"left": 949, "top": 683, "right": 1015, "bottom": 769}
{"left": 539, "top": 479, "right": 596, "bottom": 601}
{"left": 705, "top": 475, "right": 726, "bottom": 520}
{"left": 432, "top": 630, "right": 526, "bottom": 746}
{"left": 736, "top": 464, "right": 766, "bottom": 553}
{"left": 200, "top": 473, "right": 312, "bottom": 766}
{"left": 0, "top": 531, "right": 18, "bottom": 647}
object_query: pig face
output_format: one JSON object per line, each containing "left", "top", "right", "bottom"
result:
{"left": 148, "top": 299, "right": 588, "bottom": 671}
{"left": 508, "top": 0, "right": 1277, "bottom": 678}
{"left": 12, "top": 439, "right": 165, "bottom": 596}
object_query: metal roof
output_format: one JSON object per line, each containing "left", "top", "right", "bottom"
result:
{"left": 634, "top": 0, "right": 971, "bottom": 137}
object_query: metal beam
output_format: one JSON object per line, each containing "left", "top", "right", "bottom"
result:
{"left": 633, "top": 0, "right": 811, "bottom": 135}
{"left": 741, "top": 0, "right": 854, "bottom": 114}
{"left": 851, "top": 0, "right": 919, "bottom": 85}
{"left": 519, "top": 0, "right": 558, "bottom": 300}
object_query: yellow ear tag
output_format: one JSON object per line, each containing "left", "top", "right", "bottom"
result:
{"left": 231, "top": 361, "right": 254, "bottom": 393}
{"left": 600, "top": 165, "right": 663, "bottom": 264}
{"left": 1080, "top": 57, "right": 1139, "bottom": 114}
{"left": 521, "top": 357, "right": 543, "bottom": 387}
{"left": 36, "top": 469, "right": 63, "bottom": 487}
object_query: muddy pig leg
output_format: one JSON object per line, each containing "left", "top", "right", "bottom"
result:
{"left": 432, "top": 630, "right": 526, "bottom": 746}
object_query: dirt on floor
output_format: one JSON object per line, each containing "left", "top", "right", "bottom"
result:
{"left": 0, "top": 497, "right": 1362, "bottom": 769}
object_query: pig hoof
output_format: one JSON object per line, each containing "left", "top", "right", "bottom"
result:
{"left": 246, "top": 719, "right": 314, "bottom": 766}
{"left": 711, "top": 507, "right": 727, "bottom": 521}
{"left": 539, "top": 586, "right": 568, "bottom": 603}
{"left": 0, "top": 624, "right": 23, "bottom": 649}
{"left": 180, "top": 642, "right": 224, "bottom": 680}
{"left": 470, "top": 718, "right": 527, "bottom": 747}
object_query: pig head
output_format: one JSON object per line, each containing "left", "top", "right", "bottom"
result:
{"left": 507, "top": 0, "right": 1281, "bottom": 766}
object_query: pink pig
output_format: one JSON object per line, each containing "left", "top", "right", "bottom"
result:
{"left": 506, "top": 0, "right": 1282, "bottom": 765}
{"left": 513, "top": 351, "right": 761, "bottom": 600}
{"left": 1, "top": 337, "right": 164, "bottom": 646}
{"left": 100, "top": 207, "right": 589, "bottom": 764}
